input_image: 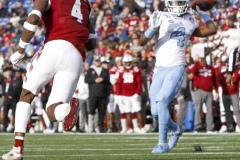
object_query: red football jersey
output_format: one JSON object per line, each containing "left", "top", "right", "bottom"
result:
{"left": 109, "top": 66, "right": 123, "bottom": 94}
{"left": 41, "top": 0, "right": 91, "bottom": 60}
{"left": 216, "top": 63, "right": 239, "bottom": 95}
{"left": 116, "top": 66, "right": 142, "bottom": 96}
{"left": 191, "top": 62, "right": 218, "bottom": 93}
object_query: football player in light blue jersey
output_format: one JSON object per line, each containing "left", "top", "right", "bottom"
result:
{"left": 139, "top": 0, "right": 217, "bottom": 154}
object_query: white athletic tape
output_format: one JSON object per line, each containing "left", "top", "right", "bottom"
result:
{"left": 23, "top": 22, "right": 38, "bottom": 32}
{"left": 28, "top": 9, "right": 42, "bottom": 18}
{"left": 18, "top": 38, "right": 29, "bottom": 49}
{"left": 89, "top": 34, "right": 97, "bottom": 39}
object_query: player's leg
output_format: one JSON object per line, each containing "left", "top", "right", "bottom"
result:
{"left": 2, "top": 41, "right": 61, "bottom": 159}
{"left": 78, "top": 99, "right": 87, "bottom": 132}
{"left": 131, "top": 95, "right": 144, "bottom": 133}
{"left": 218, "top": 87, "right": 227, "bottom": 133}
{"left": 205, "top": 91, "right": 215, "bottom": 132}
{"left": 222, "top": 95, "right": 233, "bottom": 131}
{"left": 194, "top": 89, "right": 204, "bottom": 132}
{"left": 151, "top": 65, "right": 185, "bottom": 153}
{"left": 87, "top": 97, "right": 97, "bottom": 133}
{"left": 99, "top": 97, "right": 108, "bottom": 132}
{"left": 118, "top": 96, "right": 127, "bottom": 133}
{"left": 231, "top": 94, "right": 240, "bottom": 132}
{"left": 121, "top": 96, "right": 133, "bottom": 133}
{"left": 45, "top": 40, "right": 83, "bottom": 131}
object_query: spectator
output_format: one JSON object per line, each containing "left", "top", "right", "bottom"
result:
{"left": 9, "top": 11, "right": 20, "bottom": 28}
{"left": 85, "top": 56, "right": 110, "bottom": 133}
{"left": 190, "top": 55, "right": 218, "bottom": 133}
{"left": 19, "top": 8, "right": 28, "bottom": 26}
{"left": 0, "top": 2, "right": 8, "bottom": 18}
{"left": 76, "top": 66, "right": 89, "bottom": 133}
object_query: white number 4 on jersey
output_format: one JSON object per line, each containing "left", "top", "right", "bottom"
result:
{"left": 71, "top": 0, "right": 83, "bottom": 23}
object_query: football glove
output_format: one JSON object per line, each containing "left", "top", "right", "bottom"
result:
{"left": 148, "top": 11, "right": 162, "bottom": 30}
{"left": 10, "top": 51, "right": 25, "bottom": 69}
{"left": 193, "top": 6, "right": 207, "bottom": 17}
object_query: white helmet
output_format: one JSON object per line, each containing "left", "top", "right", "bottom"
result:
{"left": 123, "top": 55, "right": 133, "bottom": 69}
{"left": 123, "top": 55, "right": 133, "bottom": 62}
{"left": 165, "top": 0, "right": 189, "bottom": 16}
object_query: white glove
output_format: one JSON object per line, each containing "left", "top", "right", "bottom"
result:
{"left": 193, "top": 6, "right": 207, "bottom": 17}
{"left": 148, "top": 11, "right": 162, "bottom": 30}
{"left": 10, "top": 51, "right": 25, "bottom": 69}
{"left": 132, "top": 94, "right": 141, "bottom": 101}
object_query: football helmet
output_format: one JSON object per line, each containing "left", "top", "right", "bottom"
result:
{"left": 123, "top": 55, "right": 133, "bottom": 69}
{"left": 165, "top": 0, "right": 190, "bottom": 16}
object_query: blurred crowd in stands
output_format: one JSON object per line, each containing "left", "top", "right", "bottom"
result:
{"left": 0, "top": 0, "right": 240, "bottom": 134}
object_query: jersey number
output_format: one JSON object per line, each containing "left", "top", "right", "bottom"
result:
{"left": 170, "top": 27, "right": 185, "bottom": 47}
{"left": 71, "top": 0, "right": 83, "bottom": 23}
{"left": 123, "top": 74, "right": 134, "bottom": 83}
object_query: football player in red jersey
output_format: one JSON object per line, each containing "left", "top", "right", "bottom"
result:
{"left": 109, "top": 56, "right": 126, "bottom": 132}
{"left": 2, "top": 0, "right": 96, "bottom": 159}
{"left": 116, "top": 55, "right": 145, "bottom": 133}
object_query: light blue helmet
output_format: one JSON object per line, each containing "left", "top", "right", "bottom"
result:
{"left": 165, "top": 0, "right": 190, "bottom": 16}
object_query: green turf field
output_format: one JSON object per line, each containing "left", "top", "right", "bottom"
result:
{"left": 1, "top": 133, "right": 240, "bottom": 160}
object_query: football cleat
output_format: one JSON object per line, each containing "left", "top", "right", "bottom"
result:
{"left": 126, "top": 128, "right": 134, "bottom": 133}
{"left": 29, "top": 127, "right": 35, "bottom": 134}
{"left": 62, "top": 98, "right": 79, "bottom": 131}
{"left": 151, "top": 144, "right": 169, "bottom": 154}
{"left": 140, "top": 127, "right": 147, "bottom": 134}
{"left": 168, "top": 125, "right": 186, "bottom": 150}
{"left": 120, "top": 128, "right": 127, "bottom": 133}
{"left": 206, "top": 130, "right": 218, "bottom": 134}
{"left": 2, "top": 146, "right": 23, "bottom": 160}
{"left": 43, "top": 128, "right": 55, "bottom": 134}
{"left": 219, "top": 125, "right": 227, "bottom": 133}
{"left": 236, "top": 126, "right": 240, "bottom": 133}
{"left": 133, "top": 127, "right": 141, "bottom": 134}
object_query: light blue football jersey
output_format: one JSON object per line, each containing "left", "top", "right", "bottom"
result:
{"left": 154, "top": 12, "right": 199, "bottom": 67}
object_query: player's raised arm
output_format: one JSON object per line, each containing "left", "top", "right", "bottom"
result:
{"left": 192, "top": 6, "right": 217, "bottom": 37}
{"left": 10, "top": 0, "right": 49, "bottom": 69}
{"left": 139, "top": 11, "right": 162, "bottom": 46}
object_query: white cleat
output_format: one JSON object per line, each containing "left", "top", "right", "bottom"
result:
{"left": 207, "top": 130, "right": 218, "bottom": 134}
{"left": 126, "top": 128, "right": 134, "bottom": 133}
{"left": 134, "top": 127, "right": 141, "bottom": 134}
{"left": 140, "top": 128, "right": 147, "bottom": 133}
{"left": 2, "top": 146, "right": 23, "bottom": 160}
{"left": 29, "top": 127, "right": 35, "bottom": 134}
{"left": 235, "top": 126, "right": 240, "bottom": 133}
{"left": 120, "top": 128, "right": 127, "bottom": 133}
{"left": 43, "top": 128, "right": 55, "bottom": 134}
{"left": 6, "top": 124, "right": 14, "bottom": 132}
{"left": 219, "top": 125, "right": 227, "bottom": 133}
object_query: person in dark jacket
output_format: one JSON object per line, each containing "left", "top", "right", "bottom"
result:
{"left": 85, "top": 56, "right": 110, "bottom": 133}
{"left": 3, "top": 68, "right": 23, "bottom": 132}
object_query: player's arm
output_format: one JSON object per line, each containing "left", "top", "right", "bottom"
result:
{"left": 192, "top": 6, "right": 217, "bottom": 37}
{"left": 10, "top": 0, "right": 49, "bottom": 68}
{"left": 85, "top": 20, "right": 96, "bottom": 52}
{"left": 226, "top": 47, "right": 240, "bottom": 86}
{"left": 139, "top": 11, "right": 161, "bottom": 46}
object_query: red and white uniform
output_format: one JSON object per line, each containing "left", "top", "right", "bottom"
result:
{"left": 41, "top": 0, "right": 90, "bottom": 61}
{"left": 108, "top": 66, "right": 123, "bottom": 113}
{"left": 116, "top": 66, "right": 142, "bottom": 113}
{"left": 24, "top": 0, "right": 90, "bottom": 108}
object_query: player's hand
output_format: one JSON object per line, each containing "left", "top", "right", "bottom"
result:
{"left": 149, "top": 11, "right": 162, "bottom": 30}
{"left": 10, "top": 51, "right": 25, "bottom": 69}
{"left": 193, "top": 6, "right": 207, "bottom": 17}
{"left": 133, "top": 94, "right": 140, "bottom": 101}
{"left": 226, "top": 74, "right": 233, "bottom": 87}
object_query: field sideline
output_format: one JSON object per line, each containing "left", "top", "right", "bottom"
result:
{"left": 1, "top": 133, "right": 240, "bottom": 160}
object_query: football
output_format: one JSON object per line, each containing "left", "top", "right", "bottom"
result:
{"left": 190, "top": 0, "right": 217, "bottom": 11}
